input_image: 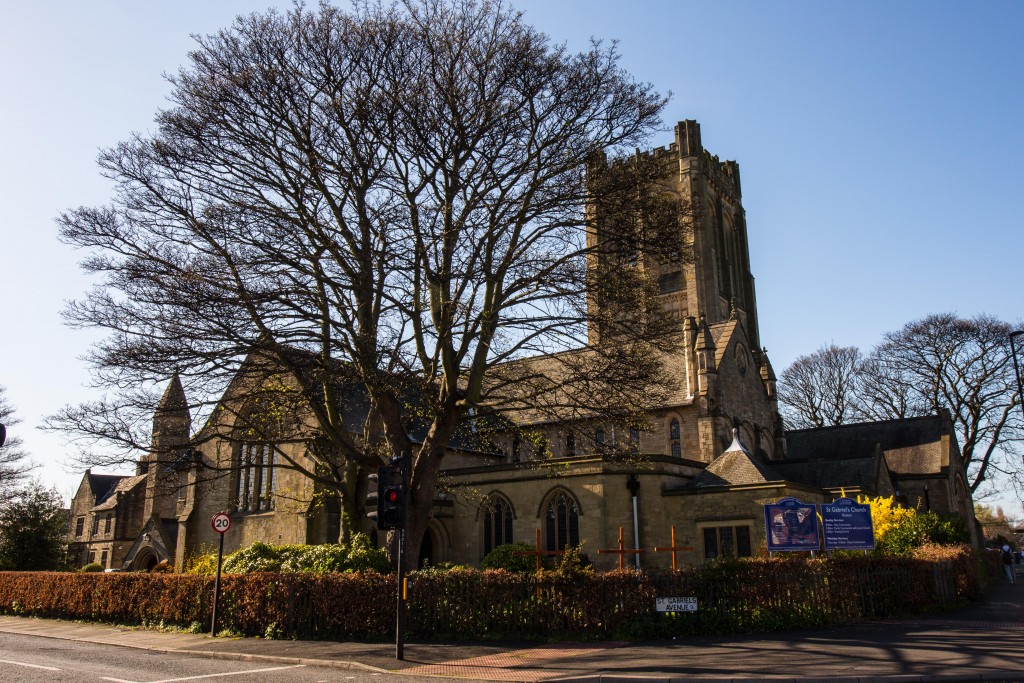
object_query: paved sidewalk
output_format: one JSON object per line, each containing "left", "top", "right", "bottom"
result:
{"left": 3, "top": 579, "right": 1024, "bottom": 682}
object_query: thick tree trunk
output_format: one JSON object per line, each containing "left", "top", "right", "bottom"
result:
{"left": 400, "top": 422, "right": 454, "bottom": 572}
{"left": 340, "top": 459, "right": 365, "bottom": 544}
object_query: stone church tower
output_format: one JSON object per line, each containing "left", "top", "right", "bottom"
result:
{"left": 587, "top": 120, "right": 759, "bottom": 344}
{"left": 140, "top": 372, "right": 191, "bottom": 521}
{"left": 587, "top": 120, "right": 781, "bottom": 462}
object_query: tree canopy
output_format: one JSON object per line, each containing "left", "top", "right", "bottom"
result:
{"left": 0, "top": 482, "right": 68, "bottom": 571}
{"left": 0, "top": 386, "right": 35, "bottom": 495}
{"left": 50, "top": 0, "right": 679, "bottom": 566}
{"left": 777, "top": 344, "right": 862, "bottom": 429}
{"left": 778, "top": 313, "right": 1023, "bottom": 497}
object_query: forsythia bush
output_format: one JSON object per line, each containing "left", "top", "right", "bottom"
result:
{"left": 856, "top": 494, "right": 969, "bottom": 555}
{"left": 857, "top": 494, "right": 916, "bottom": 542}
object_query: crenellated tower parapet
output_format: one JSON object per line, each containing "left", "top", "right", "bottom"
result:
{"left": 586, "top": 119, "right": 760, "bottom": 350}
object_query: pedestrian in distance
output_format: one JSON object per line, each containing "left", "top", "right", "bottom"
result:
{"left": 1002, "top": 545, "right": 1015, "bottom": 584}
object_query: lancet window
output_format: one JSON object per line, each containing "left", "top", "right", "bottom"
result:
{"left": 544, "top": 490, "right": 580, "bottom": 552}
{"left": 481, "top": 495, "right": 515, "bottom": 556}
{"left": 235, "top": 442, "right": 278, "bottom": 513}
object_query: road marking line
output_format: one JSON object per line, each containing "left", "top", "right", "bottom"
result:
{"left": 0, "top": 658, "right": 61, "bottom": 671}
{"left": 101, "top": 664, "right": 305, "bottom": 683}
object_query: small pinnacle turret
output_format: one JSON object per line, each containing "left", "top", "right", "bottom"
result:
{"left": 156, "top": 373, "right": 189, "bottom": 417}
{"left": 694, "top": 314, "right": 716, "bottom": 354}
{"left": 723, "top": 427, "right": 751, "bottom": 456}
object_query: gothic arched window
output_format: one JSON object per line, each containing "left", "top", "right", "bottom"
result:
{"left": 235, "top": 443, "right": 278, "bottom": 513}
{"left": 669, "top": 418, "right": 681, "bottom": 458}
{"left": 564, "top": 431, "right": 576, "bottom": 457}
{"left": 482, "top": 495, "right": 515, "bottom": 556}
{"left": 544, "top": 490, "right": 580, "bottom": 552}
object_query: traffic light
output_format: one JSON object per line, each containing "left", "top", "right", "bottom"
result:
{"left": 366, "top": 471, "right": 380, "bottom": 526}
{"left": 366, "top": 463, "right": 405, "bottom": 530}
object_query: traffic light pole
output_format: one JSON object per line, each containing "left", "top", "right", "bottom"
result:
{"left": 367, "top": 459, "right": 408, "bottom": 660}
{"left": 396, "top": 526, "right": 406, "bottom": 660}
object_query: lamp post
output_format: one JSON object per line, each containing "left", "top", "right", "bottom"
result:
{"left": 1011, "top": 331, "right": 1024, "bottom": 422}
{"left": 626, "top": 474, "right": 641, "bottom": 570}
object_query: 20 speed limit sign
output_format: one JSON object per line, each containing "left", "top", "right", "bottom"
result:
{"left": 211, "top": 513, "right": 231, "bottom": 534}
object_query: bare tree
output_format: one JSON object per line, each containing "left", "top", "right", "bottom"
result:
{"left": 49, "top": 0, "right": 678, "bottom": 567}
{"left": 860, "top": 313, "right": 1023, "bottom": 495}
{"left": 780, "top": 315, "right": 1023, "bottom": 496}
{"left": 778, "top": 345, "right": 864, "bottom": 428}
{"left": 0, "top": 386, "right": 34, "bottom": 494}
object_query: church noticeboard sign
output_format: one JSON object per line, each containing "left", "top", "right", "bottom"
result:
{"left": 821, "top": 497, "right": 874, "bottom": 550}
{"left": 764, "top": 497, "right": 820, "bottom": 552}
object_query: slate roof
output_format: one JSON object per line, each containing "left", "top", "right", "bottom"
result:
{"left": 200, "top": 350, "right": 505, "bottom": 456}
{"left": 86, "top": 473, "right": 125, "bottom": 505}
{"left": 773, "top": 455, "right": 882, "bottom": 491}
{"left": 492, "top": 344, "right": 695, "bottom": 426}
{"left": 687, "top": 431, "right": 782, "bottom": 488}
{"left": 785, "top": 414, "right": 949, "bottom": 476}
{"left": 92, "top": 474, "right": 148, "bottom": 511}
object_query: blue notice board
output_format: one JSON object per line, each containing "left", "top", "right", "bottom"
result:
{"left": 821, "top": 497, "right": 875, "bottom": 550}
{"left": 764, "top": 497, "right": 820, "bottom": 552}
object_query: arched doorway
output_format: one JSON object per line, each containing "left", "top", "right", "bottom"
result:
{"left": 418, "top": 528, "right": 434, "bottom": 568}
{"left": 130, "top": 549, "right": 159, "bottom": 571}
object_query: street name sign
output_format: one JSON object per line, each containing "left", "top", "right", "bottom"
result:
{"left": 656, "top": 597, "right": 698, "bottom": 612}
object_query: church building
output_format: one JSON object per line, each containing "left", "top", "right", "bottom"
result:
{"left": 67, "top": 120, "right": 978, "bottom": 571}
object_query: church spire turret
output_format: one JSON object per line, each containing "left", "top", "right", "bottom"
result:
{"left": 143, "top": 373, "right": 192, "bottom": 522}
{"left": 758, "top": 347, "right": 777, "bottom": 401}
{"left": 694, "top": 314, "right": 717, "bottom": 398}
{"left": 152, "top": 373, "right": 190, "bottom": 453}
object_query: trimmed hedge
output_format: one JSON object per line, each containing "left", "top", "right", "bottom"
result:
{"left": 0, "top": 545, "right": 988, "bottom": 641}
{"left": 0, "top": 571, "right": 394, "bottom": 640}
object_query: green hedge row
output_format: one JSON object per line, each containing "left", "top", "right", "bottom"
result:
{"left": 0, "top": 545, "right": 992, "bottom": 641}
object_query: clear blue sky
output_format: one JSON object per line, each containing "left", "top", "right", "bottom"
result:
{"left": 1, "top": 1, "right": 1022, "bottom": 506}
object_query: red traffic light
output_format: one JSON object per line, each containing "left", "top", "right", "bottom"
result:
{"left": 370, "top": 463, "right": 405, "bottom": 530}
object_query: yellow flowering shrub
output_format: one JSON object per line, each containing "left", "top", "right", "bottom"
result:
{"left": 856, "top": 494, "right": 916, "bottom": 544}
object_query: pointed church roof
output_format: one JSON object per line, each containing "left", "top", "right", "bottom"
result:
{"left": 711, "top": 318, "right": 740, "bottom": 368}
{"left": 759, "top": 347, "right": 777, "bottom": 382}
{"left": 156, "top": 373, "right": 189, "bottom": 416}
{"left": 694, "top": 314, "right": 716, "bottom": 352}
{"left": 85, "top": 471, "right": 125, "bottom": 504}
{"left": 687, "top": 429, "right": 782, "bottom": 488}
{"left": 91, "top": 474, "right": 148, "bottom": 511}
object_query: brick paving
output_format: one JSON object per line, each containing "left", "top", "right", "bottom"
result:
{"left": 400, "top": 643, "right": 626, "bottom": 681}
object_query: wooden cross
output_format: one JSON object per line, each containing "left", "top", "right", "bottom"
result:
{"left": 598, "top": 526, "right": 645, "bottom": 571}
{"left": 514, "top": 528, "right": 564, "bottom": 573}
{"left": 653, "top": 525, "right": 694, "bottom": 572}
